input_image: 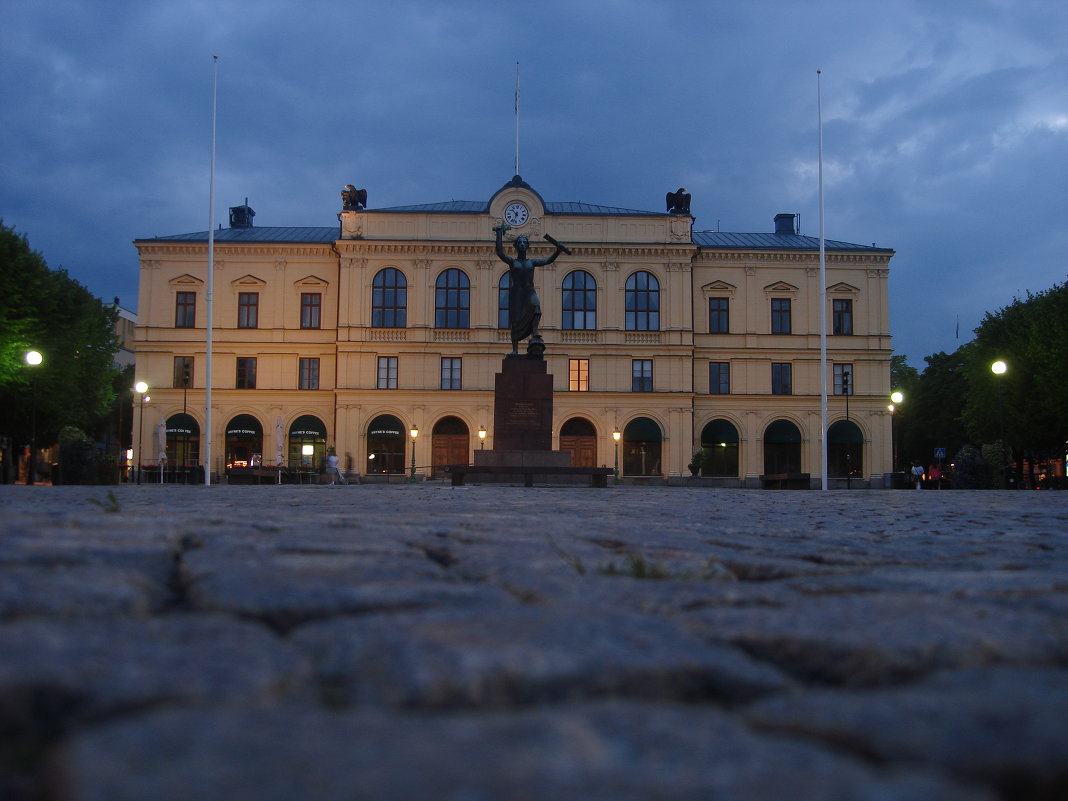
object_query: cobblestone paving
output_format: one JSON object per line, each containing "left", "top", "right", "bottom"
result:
{"left": 1, "top": 484, "right": 1066, "bottom": 801}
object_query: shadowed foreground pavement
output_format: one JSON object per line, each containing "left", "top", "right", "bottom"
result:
{"left": 1, "top": 484, "right": 1066, "bottom": 801}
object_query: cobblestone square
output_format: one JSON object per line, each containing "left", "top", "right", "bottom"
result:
{"left": 1, "top": 484, "right": 1065, "bottom": 800}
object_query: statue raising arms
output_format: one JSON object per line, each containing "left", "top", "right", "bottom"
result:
{"left": 493, "top": 224, "right": 569, "bottom": 356}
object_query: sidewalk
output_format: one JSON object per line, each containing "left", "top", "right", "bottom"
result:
{"left": 1, "top": 485, "right": 1066, "bottom": 800}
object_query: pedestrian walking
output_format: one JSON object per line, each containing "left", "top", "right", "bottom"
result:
{"left": 326, "top": 450, "right": 346, "bottom": 485}
{"left": 911, "top": 461, "right": 924, "bottom": 490}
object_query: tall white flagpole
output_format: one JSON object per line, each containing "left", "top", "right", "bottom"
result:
{"left": 817, "top": 68, "right": 828, "bottom": 491}
{"left": 514, "top": 62, "right": 520, "bottom": 176}
{"left": 204, "top": 55, "right": 218, "bottom": 486}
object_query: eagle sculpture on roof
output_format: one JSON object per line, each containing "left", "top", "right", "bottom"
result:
{"left": 666, "top": 187, "right": 691, "bottom": 215}
{"left": 341, "top": 185, "right": 368, "bottom": 211}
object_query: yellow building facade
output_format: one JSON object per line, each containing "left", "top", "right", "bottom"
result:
{"left": 133, "top": 176, "right": 895, "bottom": 487}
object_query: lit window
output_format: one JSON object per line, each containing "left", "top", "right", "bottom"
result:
{"left": 569, "top": 358, "right": 589, "bottom": 391}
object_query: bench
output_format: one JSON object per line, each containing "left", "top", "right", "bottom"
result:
{"left": 760, "top": 472, "right": 811, "bottom": 489}
{"left": 446, "top": 464, "right": 614, "bottom": 488}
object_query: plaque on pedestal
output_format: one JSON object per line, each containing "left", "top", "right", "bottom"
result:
{"left": 493, "top": 358, "right": 553, "bottom": 452}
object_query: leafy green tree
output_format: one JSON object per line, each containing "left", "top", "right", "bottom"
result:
{"left": 0, "top": 222, "right": 120, "bottom": 477}
{"left": 962, "top": 282, "right": 1068, "bottom": 475}
{"left": 897, "top": 349, "right": 970, "bottom": 470}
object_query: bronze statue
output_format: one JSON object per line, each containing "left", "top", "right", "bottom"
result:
{"left": 666, "top": 187, "right": 691, "bottom": 215}
{"left": 341, "top": 185, "right": 367, "bottom": 211}
{"left": 494, "top": 225, "right": 570, "bottom": 357}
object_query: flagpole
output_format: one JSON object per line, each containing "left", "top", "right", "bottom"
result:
{"left": 817, "top": 68, "right": 828, "bottom": 491}
{"left": 514, "top": 62, "right": 520, "bottom": 176}
{"left": 204, "top": 55, "right": 217, "bottom": 486}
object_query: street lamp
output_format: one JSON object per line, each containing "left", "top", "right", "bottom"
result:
{"left": 478, "top": 425, "right": 486, "bottom": 450}
{"left": 612, "top": 429, "right": 621, "bottom": 484}
{"left": 888, "top": 391, "right": 903, "bottom": 478}
{"left": 991, "top": 360, "right": 1008, "bottom": 488}
{"left": 409, "top": 424, "right": 419, "bottom": 482}
{"left": 24, "top": 350, "right": 42, "bottom": 484}
{"left": 135, "top": 381, "right": 149, "bottom": 484}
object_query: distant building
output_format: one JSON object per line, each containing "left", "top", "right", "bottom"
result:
{"left": 133, "top": 177, "right": 895, "bottom": 486}
{"left": 111, "top": 300, "right": 137, "bottom": 369}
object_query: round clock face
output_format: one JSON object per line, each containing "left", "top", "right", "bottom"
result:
{"left": 504, "top": 202, "right": 529, "bottom": 226}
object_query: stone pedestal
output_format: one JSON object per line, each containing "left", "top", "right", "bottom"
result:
{"left": 493, "top": 358, "right": 553, "bottom": 452}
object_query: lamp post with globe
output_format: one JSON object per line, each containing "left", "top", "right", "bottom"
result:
{"left": 24, "top": 350, "right": 43, "bottom": 484}
{"left": 135, "top": 381, "right": 150, "bottom": 484}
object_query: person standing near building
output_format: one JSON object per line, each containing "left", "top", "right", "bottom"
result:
{"left": 911, "top": 461, "right": 925, "bottom": 490}
{"left": 326, "top": 450, "right": 345, "bottom": 485}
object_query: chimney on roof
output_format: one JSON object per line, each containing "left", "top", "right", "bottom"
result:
{"left": 229, "top": 198, "right": 255, "bottom": 228}
{"left": 774, "top": 213, "right": 797, "bottom": 235}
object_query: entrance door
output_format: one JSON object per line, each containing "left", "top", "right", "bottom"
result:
{"left": 560, "top": 417, "right": 597, "bottom": 467}
{"left": 431, "top": 416, "right": 469, "bottom": 478}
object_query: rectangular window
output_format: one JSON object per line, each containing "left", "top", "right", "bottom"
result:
{"left": 771, "top": 362, "right": 792, "bottom": 395}
{"left": 236, "top": 357, "right": 257, "bottom": 389}
{"left": 299, "top": 357, "right": 320, "bottom": 390}
{"left": 301, "top": 293, "right": 322, "bottom": 329}
{"left": 440, "top": 357, "right": 462, "bottom": 390}
{"left": 175, "top": 292, "right": 196, "bottom": 328}
{"left": 771, "top": 298, "right": 792, "bottom": 334}
{"left": 377, "top": 356, "right": 398, "bottom": 389}
{"left": 709, "top": 362, "right": 730, "bottom": 394}
{"left": 833, "top": 363, "right": 853, "bottom": 396}
{"left": 708, "top": 297, "right": 729, "bottom": 334}
{"left": 569, "top": 358, "right": 589, "bottom": 391}
{"left": 632, "top": 359, "right": 653, "bottom": 392}
{"left": 833, "top": 299, "right": 853, "bottom": 335}
{"left": 238, "top": 293, "right": 259, "bottom": 329}
{"left": 173, "top": 356, "right": 193, "bottom": 389}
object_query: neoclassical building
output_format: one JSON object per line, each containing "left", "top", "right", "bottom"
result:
{"left": 133, "top": 176, "right": 895, "bottom": 486}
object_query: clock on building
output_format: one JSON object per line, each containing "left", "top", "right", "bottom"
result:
{"left": 503, "top": 201, "right": 529, "bottom": 226}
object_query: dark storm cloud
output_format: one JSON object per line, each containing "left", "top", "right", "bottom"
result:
{"left": 1, "top": 0, "right": 1065, "bottom": 365}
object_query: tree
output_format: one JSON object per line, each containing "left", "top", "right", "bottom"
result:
{"left": 0, "top": 222, "right": 120, "bottom": 477}
{"left": 897, "top": 349, "right": 970, "bottom": 469}
{"left": 962, "top": 282, "right": 1068, "bottom": 474}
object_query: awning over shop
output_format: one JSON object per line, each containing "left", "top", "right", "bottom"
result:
{"left": 226, "top": 414, "right": 263, "bottom": 438}
{"left": 367, "top": 414, "right": 404, "bottom": 439}
{"left": 166, "top": 413, "right": 200, "bottom": 437}
{"left": 289, "top": 415, "right": 326, "bottom": 439}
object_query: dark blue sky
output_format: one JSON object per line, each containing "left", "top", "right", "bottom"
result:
{"left": 2, "top": 0, "right": 1065, "bottom": 367}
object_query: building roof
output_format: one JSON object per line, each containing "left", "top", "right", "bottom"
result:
{"left": 138, "top": 209, "right": 890, "bottom": 253}
{"left": 694, "top": 231, "right": 893, "bottom": 252}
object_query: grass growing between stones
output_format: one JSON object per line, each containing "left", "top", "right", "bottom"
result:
{"left": 87, "top": 490, "right": 121, "bottom": 513}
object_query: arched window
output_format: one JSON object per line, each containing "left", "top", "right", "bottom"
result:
{"left": 435, "top": 268, "right": 470, "bottom": 329}
{"left": 498, "top": 272, "right": 510, "bottom": 329}
{"left": 372, "top": 268, "right": 407, "bottom": 328}
{"left": 828, "top": 420, "right": 863, "bottom": 478}
{"left": 700, "top": 419, "right": 740, "bottom": 477}
{"left": 625, "top": 271, "right": 660, "bottom": 331}
{"left": 562, "top": 270, "right": 596, "bottom": 330}
{"left": 763, "top": 419, "right": 802, "bottom": 475}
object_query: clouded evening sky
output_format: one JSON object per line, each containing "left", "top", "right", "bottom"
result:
{"left": 2, "top": 0, "right": 1065, "bottom": 368}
